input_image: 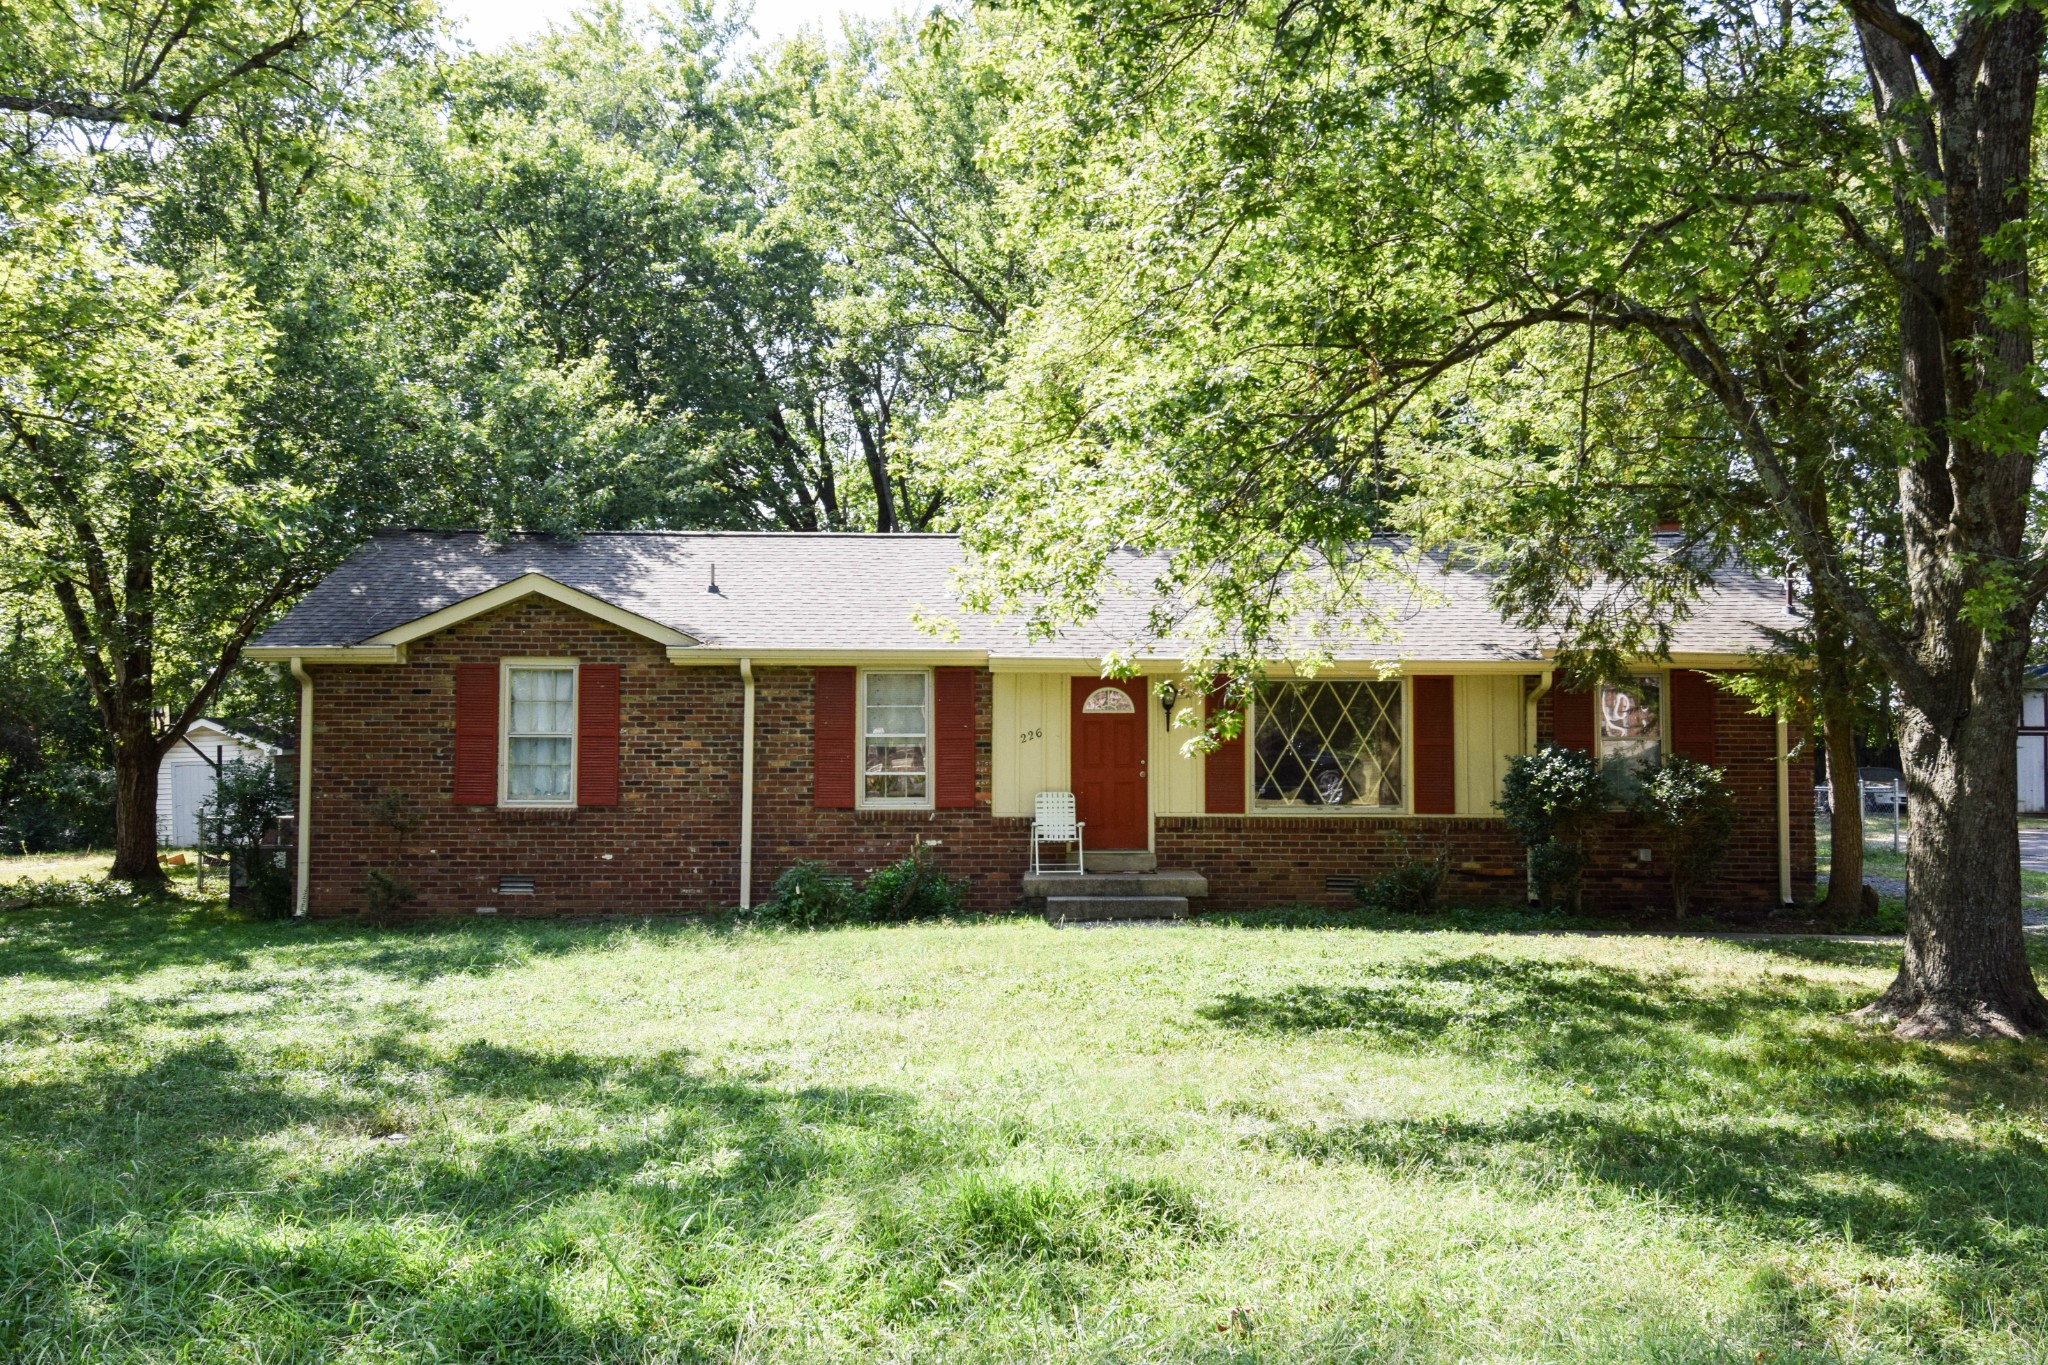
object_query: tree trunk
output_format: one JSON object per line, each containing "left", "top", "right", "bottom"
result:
{"left": 108, "top": 734, "right": 165, "bottom": 885}
{"left": 1859, "top": 684, "right": 2048, "bottom": 1038}
{"left": 1820, "top": 688, "right": 1865, "bottom": 922}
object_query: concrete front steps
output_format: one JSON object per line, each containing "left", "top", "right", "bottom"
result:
{"left": 1024, "top": 850, "right": 1206, "bottom": 922}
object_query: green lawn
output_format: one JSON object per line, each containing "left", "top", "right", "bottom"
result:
{"left": 3, "top": 892, "right": 2047, "bottom": 1362}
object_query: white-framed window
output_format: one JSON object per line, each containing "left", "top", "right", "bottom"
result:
{"left": 1251, "top": 678, "right": 1404, "bottom": 810}
{"left": 1597, "top": 673, "right": 1662, "bottom": 794}
{"left": 860, "top": 669, "right": 931, "bottom": 807}
{"left": 503, "top": 660, "right": 578, "bottom": 806}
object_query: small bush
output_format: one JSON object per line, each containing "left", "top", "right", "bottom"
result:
{"left": 752, "top": 847, "right": 964, "bottom": 928}
{"left": 204, "top": 758, "right": 296, "bottom": 918}
{"left": 758, "top": 860, "right": 856, "bottom": 927}
{"left": 856, "top": 848, "right": 964, "bottom": 922}
{"left": 1498, "top": 745, "right": 1608, "bottom": 911}
{"left": 1356, "top": 839, "right": 1449, "bottom": 914}
{"left": 1628, "top": 756, "right": 1737, "bottom": 919}
{"left": 362, "top": 868, "right": 418, "bottom": 926}
{"left": 200, "top": 757, "right": 294, "bottom": 852}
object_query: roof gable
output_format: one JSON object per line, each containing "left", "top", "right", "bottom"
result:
{"left": 362, "top": 573, "right": 697, "bottom": 649}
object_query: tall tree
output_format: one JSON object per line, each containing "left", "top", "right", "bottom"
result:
{"left": 765, "top": 12, "right": 1029, "bottom": 530}
{"left": 0, "top": 1, "right": 433, "bottom": 881}
{"left": 947, "top": 0, "right": 2048, "bottom": 1034}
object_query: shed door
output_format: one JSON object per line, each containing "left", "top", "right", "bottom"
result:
{"left": 1071, "top": 678, "right": 1147, "bottom": 849}
{"left": 170, "top": 763, "right": 212, "bottom": 847}
{"left": 2021, "top": 735, "right": 2046, "bottom": 814}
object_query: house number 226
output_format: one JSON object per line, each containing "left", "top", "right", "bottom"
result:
{"left": 1019, "top": 727, "right": 1043, "bottom": 744}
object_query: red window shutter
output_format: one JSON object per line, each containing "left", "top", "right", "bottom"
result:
{"left": 1204, "top": 679, "right": 1246, "bottom": 814}
{"left": 578, "top": 664, "right": 621, "bottom": 806}
{"left": 1669, "top": 669, "right": 1719, "bottom": 765}
{"left": 453, "top": 663, "right": 499, "bottom": 805}
{"left": 813, "top": 666, "right": 856, "bottom": 809}
{"left": 933, "top": 667, "right": 977, "bottom": 808}
{"left": 1412, "top": 675, "right": 1456, "bottom": 814}
{"left": 1551, "top": 684, "right": 1595, "bottom": 753}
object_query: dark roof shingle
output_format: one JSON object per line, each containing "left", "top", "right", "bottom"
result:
{"left": 251, "top": 530, "right": 1788, "bottom": 661}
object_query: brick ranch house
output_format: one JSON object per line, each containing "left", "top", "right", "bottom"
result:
{"left": 245, "top": 530, "right": 1815, "bottom": 918}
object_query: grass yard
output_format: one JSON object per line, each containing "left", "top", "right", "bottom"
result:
{"left": 3, "top": 890, "right": 2048, "bottom": 1362}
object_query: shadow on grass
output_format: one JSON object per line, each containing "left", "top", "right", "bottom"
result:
{"left": 1196, "top": 904, "right": 1629, "bottom": 933}
{"left": 1201, "top": 951, "right": 2048, "bottom": 1268}
{"left": 0, "top": 987, "right": 1216, "bottom": 1361}
{"left": 0, "top": 894, "right": 729, "bottom": 987}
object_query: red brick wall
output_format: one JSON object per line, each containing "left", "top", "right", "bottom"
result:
{"left": 302, "top": 605, "right": 1031, "bottom": 918}
{"left": 1155, "top": 817, "right": 1530, "bottom": 908}
{"left": 746, "top": 665, "right": 1031, "bottom": 912}
{"left": 305, "top": 598, "right": 745, "bottom": 917}
{"left": 303, "top": 611, "right": 1812, "bottom": 919}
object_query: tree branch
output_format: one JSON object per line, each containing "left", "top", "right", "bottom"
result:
{"left": 1606, "top": 295, "right": 1947, "bottom": 718}
{"left": 1841, "top": 0, "right": 1952, "bottom": 98}
{"left": 156, "top": 570, "right": 312, "bottom": 757}
{"left": 0, "top": 93, "right": 190, "bottom": 127}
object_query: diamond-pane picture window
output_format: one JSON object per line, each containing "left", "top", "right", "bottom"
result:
{"left": 1253, "top": 680, "right": 1403, "bottom": 808}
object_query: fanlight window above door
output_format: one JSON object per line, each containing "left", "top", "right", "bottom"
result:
{"left": 1081, "top": 686, "right": 1135, "bottom": 714}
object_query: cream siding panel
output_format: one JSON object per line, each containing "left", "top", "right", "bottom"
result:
{"left": 1453, "top": 674, "right": 1526, "bottom": 816}
{"left": 1148, "top": 673, "right": 1206, "bottom": 815}
{"left": 992, "top": 673, "right": 1071, "bottom": 816}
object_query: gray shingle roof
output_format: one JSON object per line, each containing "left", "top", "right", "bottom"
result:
{"left": 250, "top": 530, "right": 1790, "bottom": 661}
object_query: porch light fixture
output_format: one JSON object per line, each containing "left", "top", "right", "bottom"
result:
{"left": 1158, "top": 680, "right": 1179, "bottom": 730}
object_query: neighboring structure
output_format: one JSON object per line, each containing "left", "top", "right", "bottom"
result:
{"left": 157, "top": 720, "right": 282, "bottom": 848}
{"left": 2022, "top": 666, "right": 2047, "bottom": 814}
{"left": 245, "top": 531, "right": 1815, "bottom": 918}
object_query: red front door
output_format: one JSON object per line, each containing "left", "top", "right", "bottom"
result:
{"left": 1071, "top": 678, "right": 1148, "bottom": 849}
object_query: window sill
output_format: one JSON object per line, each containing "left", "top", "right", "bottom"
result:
{"left": 493, "top": 805, "right": 580, "bottom": 823}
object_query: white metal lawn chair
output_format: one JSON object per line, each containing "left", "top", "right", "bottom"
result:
{"left": 1030, "top": 791, "right": 1085, "bottom": 875}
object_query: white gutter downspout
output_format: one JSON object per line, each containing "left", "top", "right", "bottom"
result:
{"left": 738, "top": 657, "right": 756, "bottom": 910}
{"left": 1776, "top": 712, "right": 1793, "bottom": 906}
{"left": 1525, "top": 667, "right": 1555, "bottom": 753}
{"left": 289, "top": 657, "right": 313, "bottom": 919}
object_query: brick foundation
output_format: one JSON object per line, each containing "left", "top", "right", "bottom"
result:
{"left": 301, "top": 601, "right": 1813, "bottom": 919}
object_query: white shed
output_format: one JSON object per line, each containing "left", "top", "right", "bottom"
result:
{"left": 158, "top": 721, "right": 282, "bottom": 848}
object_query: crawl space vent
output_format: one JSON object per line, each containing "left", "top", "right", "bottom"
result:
{"left": 1324, "top": 875, "right": 1362, "bottom": 894}
{"left": 497, "top": 875, "right": 536, "bottom": 896}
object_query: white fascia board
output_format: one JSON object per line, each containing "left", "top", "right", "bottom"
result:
{"left": 364, "top": 573, "right": 697, "bottom": 649}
